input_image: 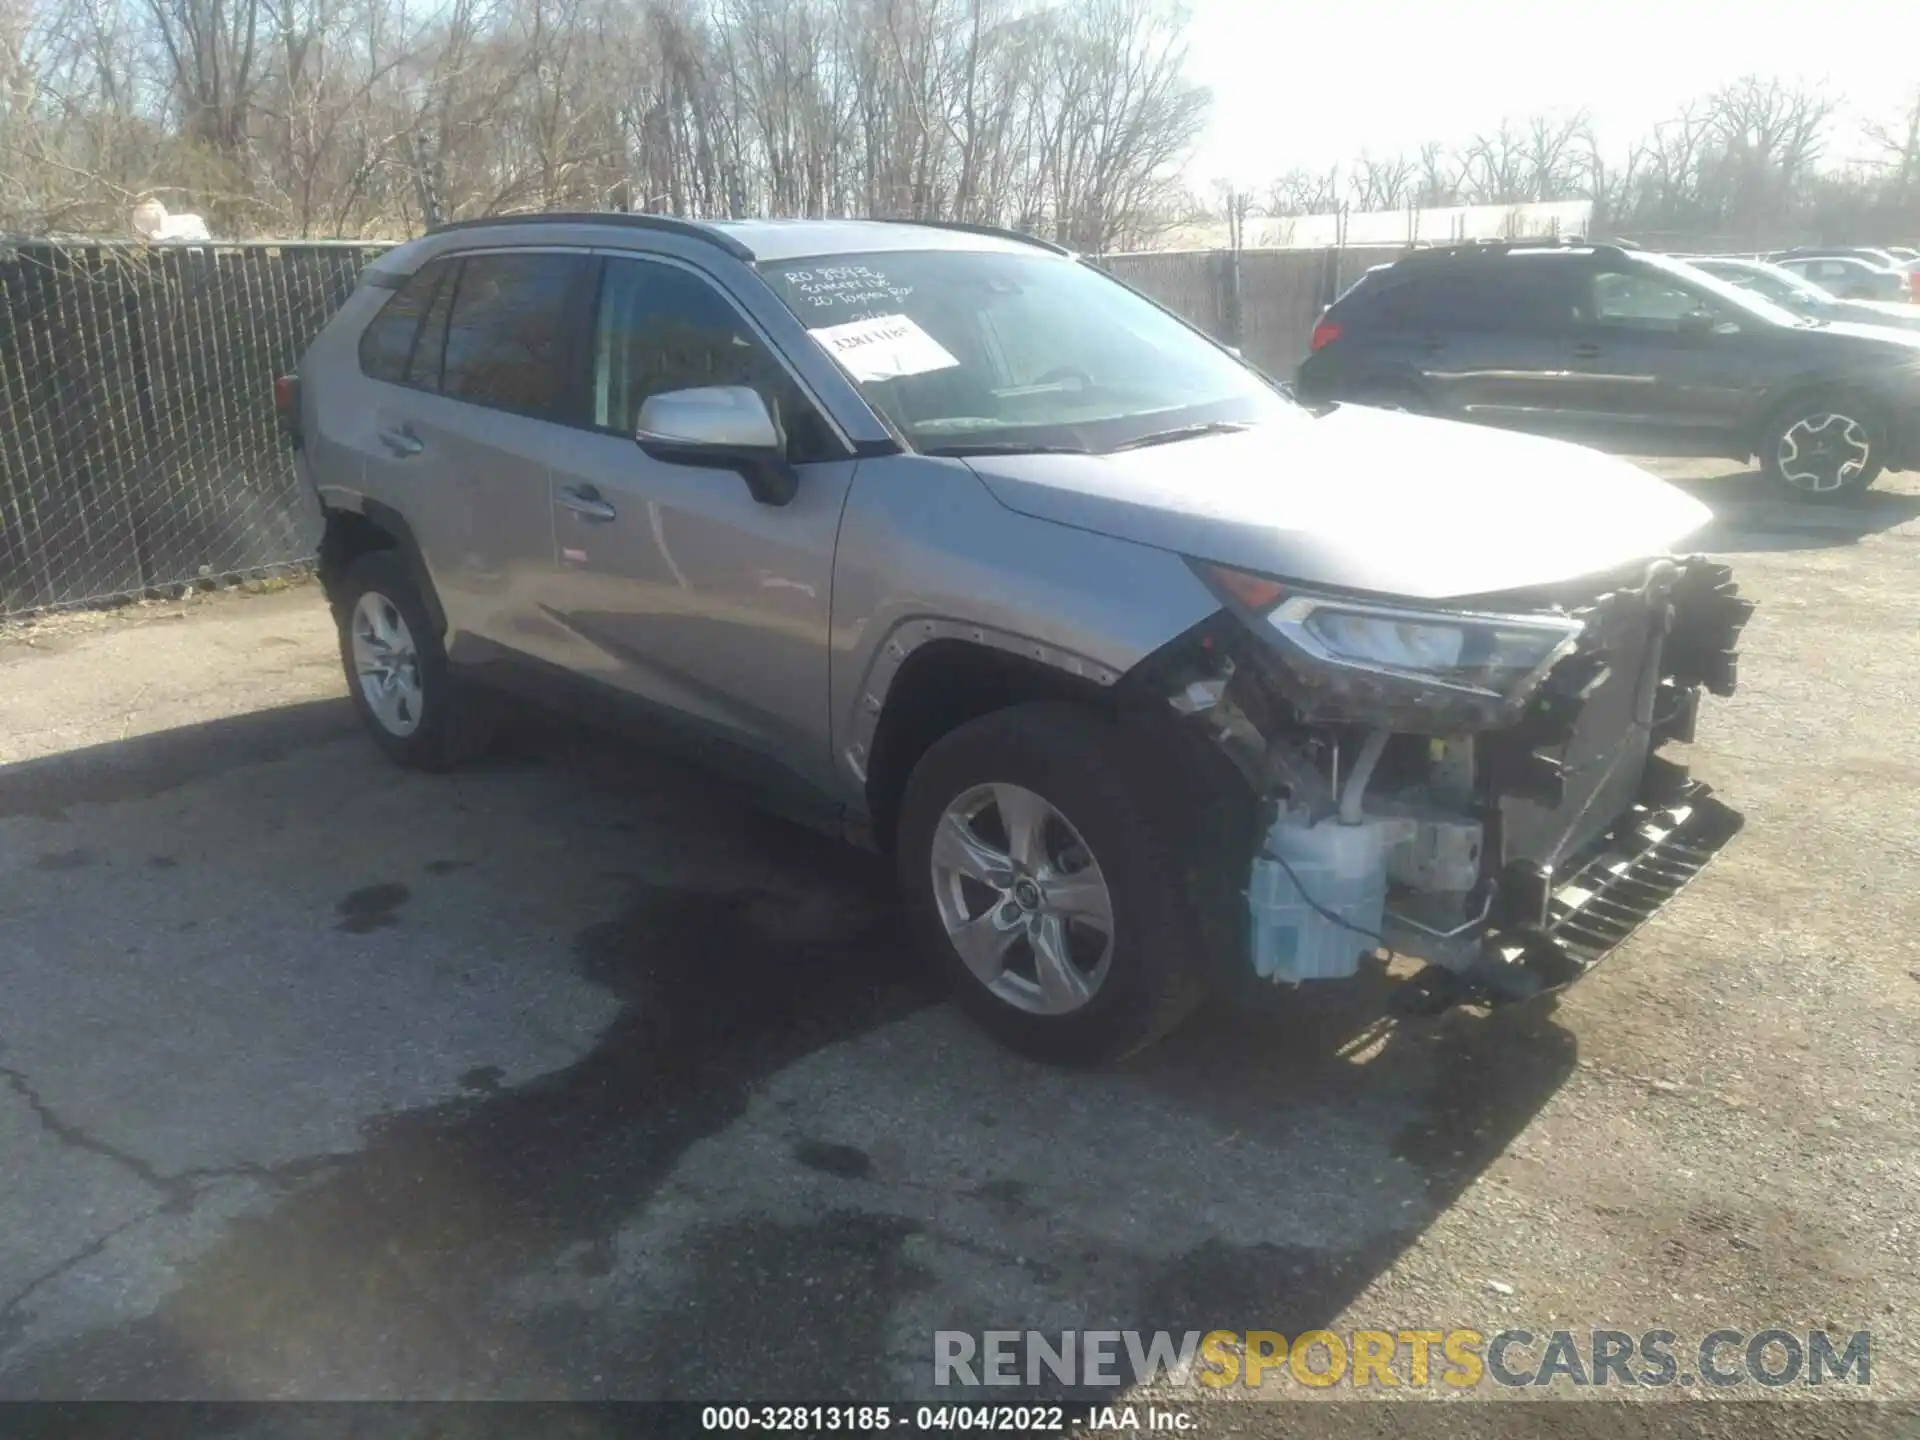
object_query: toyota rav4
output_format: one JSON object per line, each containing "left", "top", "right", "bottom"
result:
{"left": 284, "top": 215, "right": 1753, "bottom": 1064}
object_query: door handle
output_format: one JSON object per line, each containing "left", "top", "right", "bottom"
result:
{"left": 1571, "top": 342, "right": 1602, "bottom": 360}
{"left": 377, "top": 425, "right": 424, "bottom": 457}
{"left": 1419, "top": 334, "right": 1447, "bottom": 354}
{"left": 557, "top": 485, "right": 617, "bottom": 523}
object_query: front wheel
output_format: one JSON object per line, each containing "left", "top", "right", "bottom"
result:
{"left": 896, "top": 703, "right": 1209, "bottom": 1065}
{"left": 1760, "top": 397, "right": 1885, "bottom": 501}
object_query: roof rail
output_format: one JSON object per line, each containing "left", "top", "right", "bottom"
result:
{"left": 866, "top": 217, "right": 1073, "bottom": 256}
{"left": 425, "top": 211, "right": 755, "bottom": 261}
{"left": 1394, "top": 236, "right": 1637, "bottom": 264}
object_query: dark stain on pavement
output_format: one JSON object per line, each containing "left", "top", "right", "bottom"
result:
{"left": 793, "top": 1139, "right": 875, "bottom": 1180}
{"left": 0, "top": 819, "right": 938, "bottom": 1399}
{"left": 334, "top": 882, "right": 410, "bottom": 933}
{"left": 147, "top": 854, "right": 179, "bottom": 869}
{"left": 968, "top": 1177, "right": 1040, "bottom": 1219}
{"left": 424, "top": 859, "right": 471, "bottom": 876}
{"left": 32, "top": 847, "right": 95, "bottom": 871}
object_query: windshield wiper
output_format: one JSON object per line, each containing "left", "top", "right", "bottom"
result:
{"left": 919, "top": 441, "right": 1093, "bottom": 457}
{"left": 1109, "top": 421, "right": 1252, "bottom": 452}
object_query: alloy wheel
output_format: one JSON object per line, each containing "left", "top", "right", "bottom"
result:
{"left": 1777, "top": 413, "right": 1872, "bottom": 494}
{"left": 928, "top": 781, "right": 1115, "bottom": 1016}
{"left": 350, "top": 591, "right": 425, "bottom": 737}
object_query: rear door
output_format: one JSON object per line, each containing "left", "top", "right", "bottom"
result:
{"left": 344, "top": 255, "right": 453, "bottom": 524}
{"left": 1375, "top": 262, "right": 1582, "bottom": 432}
{"left": 368, "top": 248, "right": 594, "bottom": 663}
{"left": 1560, "top": 264, "right": 1751, "bottom": 455}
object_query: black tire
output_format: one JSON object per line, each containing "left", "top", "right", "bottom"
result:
{"left": 332, "top": 551, "right": 495, "bottom": 770}
{"left": 895, "top": 702, "right": 1212, "bottom": 1066}
{"left": 1758, "top": 393, "right": 1886, "bottom": 502}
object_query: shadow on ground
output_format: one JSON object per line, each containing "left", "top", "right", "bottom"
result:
{"left": 1668, "top": 468, "right": 1920, "bottom": 552}
{"left": 0, "top": 701, "right": 1578, "bottom": 1402}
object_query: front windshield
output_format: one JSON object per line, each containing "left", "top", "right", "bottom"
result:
{"left": 760, "top": 249, "right": 1294, "bottom": 453}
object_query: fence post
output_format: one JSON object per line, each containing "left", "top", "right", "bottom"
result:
{"left": 1214, "top": 248, "right": 1244, "bottom": 350}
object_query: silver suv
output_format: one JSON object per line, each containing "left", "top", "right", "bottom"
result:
{"left": 288, "top": 214, "right": 1755, "bottom": 1063}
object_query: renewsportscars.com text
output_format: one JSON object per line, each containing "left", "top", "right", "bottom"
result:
{"left": 934, "top": 1328, "right": 1871, "bottom": 1390}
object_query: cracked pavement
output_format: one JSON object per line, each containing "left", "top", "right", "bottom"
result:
{"left": 1, "top": 467, "right": 1918, "bottom": 1431}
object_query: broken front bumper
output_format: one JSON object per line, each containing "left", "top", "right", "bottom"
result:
{"left": 1391, "top": 556, "right": 1754, "bottom": 1009}
{"left": 1393, "top": 773, "right": 1741, "bottom": 1010}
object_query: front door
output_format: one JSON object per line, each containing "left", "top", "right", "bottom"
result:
{"left": 541, "top": 254, "right": 856, "bottom": 797}
{"left": 1561, "top": 266, "right": 1751, "bottom": 456}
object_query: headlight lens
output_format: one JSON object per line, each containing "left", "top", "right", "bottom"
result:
{"left": 1303, "top": 609, "right": 1466, "bottom": 671}
{"left": 1199, "top": 564, "right": 1584, "bottom": 702}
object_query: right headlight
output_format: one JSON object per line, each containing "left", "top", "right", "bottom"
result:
{"left": 1198, "top": 564, "right": 1584, "bottom": 704}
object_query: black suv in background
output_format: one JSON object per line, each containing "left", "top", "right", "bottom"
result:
{"left": 1295, "top": 240, "right": 1920, "bottom": 500}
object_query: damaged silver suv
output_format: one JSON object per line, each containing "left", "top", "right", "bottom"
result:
{"left": 286, "top": 214, "right": 1754, "bottom": 1064}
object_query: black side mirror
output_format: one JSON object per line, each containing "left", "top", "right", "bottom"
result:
{"left": 1677, "top": 308, "right": 1716, "bottom": 336}
{"left": 635, "top": 386, "right": 798, "bottom": 506}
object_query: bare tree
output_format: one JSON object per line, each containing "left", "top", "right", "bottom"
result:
{"left": 1522, "top": 110, "right": 1586, "bottom": 202}
{"left": 1413, "top": 140, "right": 1458, "bottom": 207}
{"left": 1460, "top": 119, "right": 1526, "bottom": 204}
{"left": 1347, "top": 149, "right": 1413, "bottom": 211}
{"left": 143, "top": 0, "right": 265, "bottom": 153}
{"left": 1703, "top": 75, "right": 1834, "bottom": 231}
{"left": 1577, "top": 118, "right": 1646, "bottom": 237}
{"left": 1863, "top": 86, "right": 1920, "bottom": 196}
{"left": 1264, "top": 164, "right": 1338, "bottom": 216}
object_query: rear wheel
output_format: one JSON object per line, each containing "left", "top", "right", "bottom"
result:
{"left": 333, "top": 552, "right": 495, "bottom": 769}
{"left": 1760, "top": 396, "right": 1885, "bottom": 501}
{"left": 896, "top": 703, "right": 1209, "bottom": 1065}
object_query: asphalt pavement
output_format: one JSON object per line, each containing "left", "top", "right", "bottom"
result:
{"left": 1, "top": 467, "right": 1917, "bottom": 1436}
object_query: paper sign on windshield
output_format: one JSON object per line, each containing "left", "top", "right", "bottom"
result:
{"left": 809, "top": 313, "right": 959, "bottom": 383}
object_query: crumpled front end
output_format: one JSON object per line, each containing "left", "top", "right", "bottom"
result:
{"left": 1135, "top": 555, "right": 1755, "bottom": 1008}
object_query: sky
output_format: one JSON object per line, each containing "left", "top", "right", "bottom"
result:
{"left": 1181, "top": 0, "right": 1918, "bottom": 191}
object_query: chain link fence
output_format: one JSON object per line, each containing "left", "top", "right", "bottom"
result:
{"left": 3, "top": 236, "right": 1401, "bottom": 620}
{"left": 1, "top": 240, "right": 390, "bottom": 617}
{"left": 1103, "top": 243, "right": 1405, "bottom": 377}
{"left": 1103, "top": 250, "right": 1237, "bottom": 341}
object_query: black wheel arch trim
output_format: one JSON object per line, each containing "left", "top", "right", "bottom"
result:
{"left": 320, "top": 499, "right": 449, "bottom": 640}
{"left": 1744, "top": 377, "right": 1891, "bottom": 455}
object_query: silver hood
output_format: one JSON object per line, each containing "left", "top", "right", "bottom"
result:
{"left": 963, "top": 407, "right": 1713, "bottom": 601}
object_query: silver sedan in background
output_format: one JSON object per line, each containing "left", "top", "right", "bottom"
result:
{"left": 1685, "top": 255, "right": 1920, "bottom": 331}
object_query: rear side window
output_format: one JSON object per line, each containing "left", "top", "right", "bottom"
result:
{"left": 357, "top": 260, "right": 453, "bottom": 384}
{"left": 1364, "top": 264, "right": 1577, "bottom": 334}
{"left": 439, "top": 252, "right": 583, "bottom": 417}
